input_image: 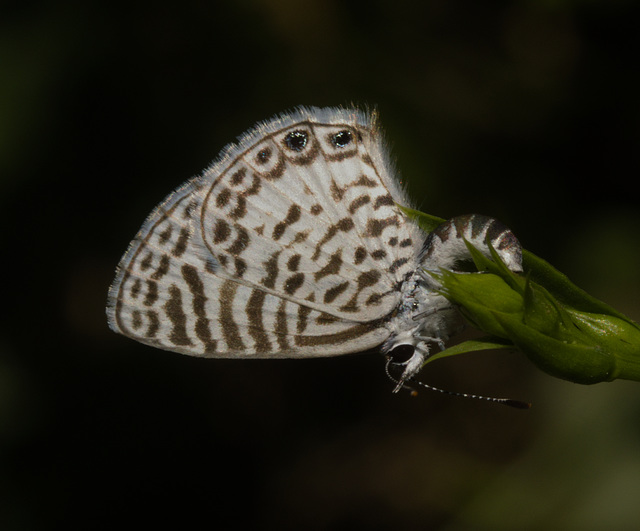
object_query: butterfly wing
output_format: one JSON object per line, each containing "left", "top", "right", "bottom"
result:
{"left": 107, "top": 107, "right": 424, "bottom": 358}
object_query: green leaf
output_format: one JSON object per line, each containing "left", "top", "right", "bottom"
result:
{"left": 425, "top": 337, "right": 514, "bottom": 365}
{"left": 398, "top": 205, "right": 444, "bottom": 233}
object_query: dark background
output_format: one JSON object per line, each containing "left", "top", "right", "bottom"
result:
{"left": 2, "top": 1, "right": 640, "bottom": 529}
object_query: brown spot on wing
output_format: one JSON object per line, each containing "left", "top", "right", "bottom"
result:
{"left": 158, "top": 226, "right": 173, "bottom": 245}
{"left": 275, "top": 299, "right": 289, "bottom": 350}
{"left": 261, "top": 251, "right": 280, "bottom": 289}
{"left": 284, "top": 272, "right": 305, "bottom": 295}
{"left": 230, "top": 168, "right": 246, "bottom": 186}
{"left": 143, "top": 280, "right": 158, "bottom": 306}
{"left": 219, "top": 280, "right": 244, "bottom": 350}
{"left": 216, "top": 187, "right": 231, "bottom": 207}
{"left": 172, "top": 227, "right": 190, "bottom": 257}
{"left": 348, "top": 195, "right": 371, "bottom": 214}
{"left": 146, "top": 310, "right": 160, "bottom": 338}
{"left": 354, "top": 247, "right": 367, "bottom": 265}
{"left": 294, "top": 322, "right": 379, "bottom": 348}
{"left": 246, "top": 289, "right": 271, "bottom": 353}
{"left": 287, "top": 254, "right": 301, "bottom": 271}
{"left": 312, "top": 218, "right": 355, "bottom": 260}
{"left": 366, "top": 216, "right": 399, "bottom": 238}
{"left": 323, "top": 281, "right": 350, "bottom": 304}
{"left": 151, "top": 254, "right": 170, "bottom": 280}
{"left": 229, "top": 195, "right": 247, "bottom": 220}
{"left": 213, "top": 219, "right": 231, "bottom": 243}
{"left": 272, "top": 204, "right": 302, "bottom": 241}
{"left": 181, "top": 264, "right": 218, "bottom": 354}
{"left": 164, "top": 285, "right": 193, "bottom": 347}
{"left": 314, "top": 250, "right": 343, "bottom": 281}
{"left": 373, "top": 195, "right": 394, "bottom": 209}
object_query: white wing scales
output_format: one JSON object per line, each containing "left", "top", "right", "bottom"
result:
{"left": 107, "top": 107, "right": 423, "bottom": 358}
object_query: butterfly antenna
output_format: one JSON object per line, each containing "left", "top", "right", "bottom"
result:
{"left": 384, "top": 358, "right": 531, "bottom": 409}
{"left": 412, "top": 379, "right": 531, "bottom": 409}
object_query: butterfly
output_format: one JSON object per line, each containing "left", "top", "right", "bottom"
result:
{"left": 106, "top": 106, "right": 523, "bottom": 392}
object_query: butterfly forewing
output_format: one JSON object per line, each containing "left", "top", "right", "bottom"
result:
{"left": 107, "top": 107, "right": 423, "bottom": 358}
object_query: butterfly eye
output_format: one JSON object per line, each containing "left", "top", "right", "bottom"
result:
{"left": 331, "top": 130, "right": 352, "bottom": 148}
{"left": 284, "top": 130, "right": 308, "bottom": 152}
{"left": 388, "top": 344, "right": 415, "bottom": 364}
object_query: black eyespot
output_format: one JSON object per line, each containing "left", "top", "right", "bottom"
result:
{"left": 331, "top": 130, "right": 352, "bottom": 148}
{"left": 256, "top": 147, "right": 271, "bottom": 164}
{"left": 388, "top": 344, "right": 415, "bottom": 364}
{"left": 284, "top": 130, "right": 308, "bottom": 152}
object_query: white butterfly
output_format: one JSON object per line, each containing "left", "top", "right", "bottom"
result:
{"left": 107, "top": 106, "right": 522, "bottom": 390}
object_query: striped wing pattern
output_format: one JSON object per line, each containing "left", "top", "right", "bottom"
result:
{"left": 107, "top": 107, "right": 424, "bottom": 358}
